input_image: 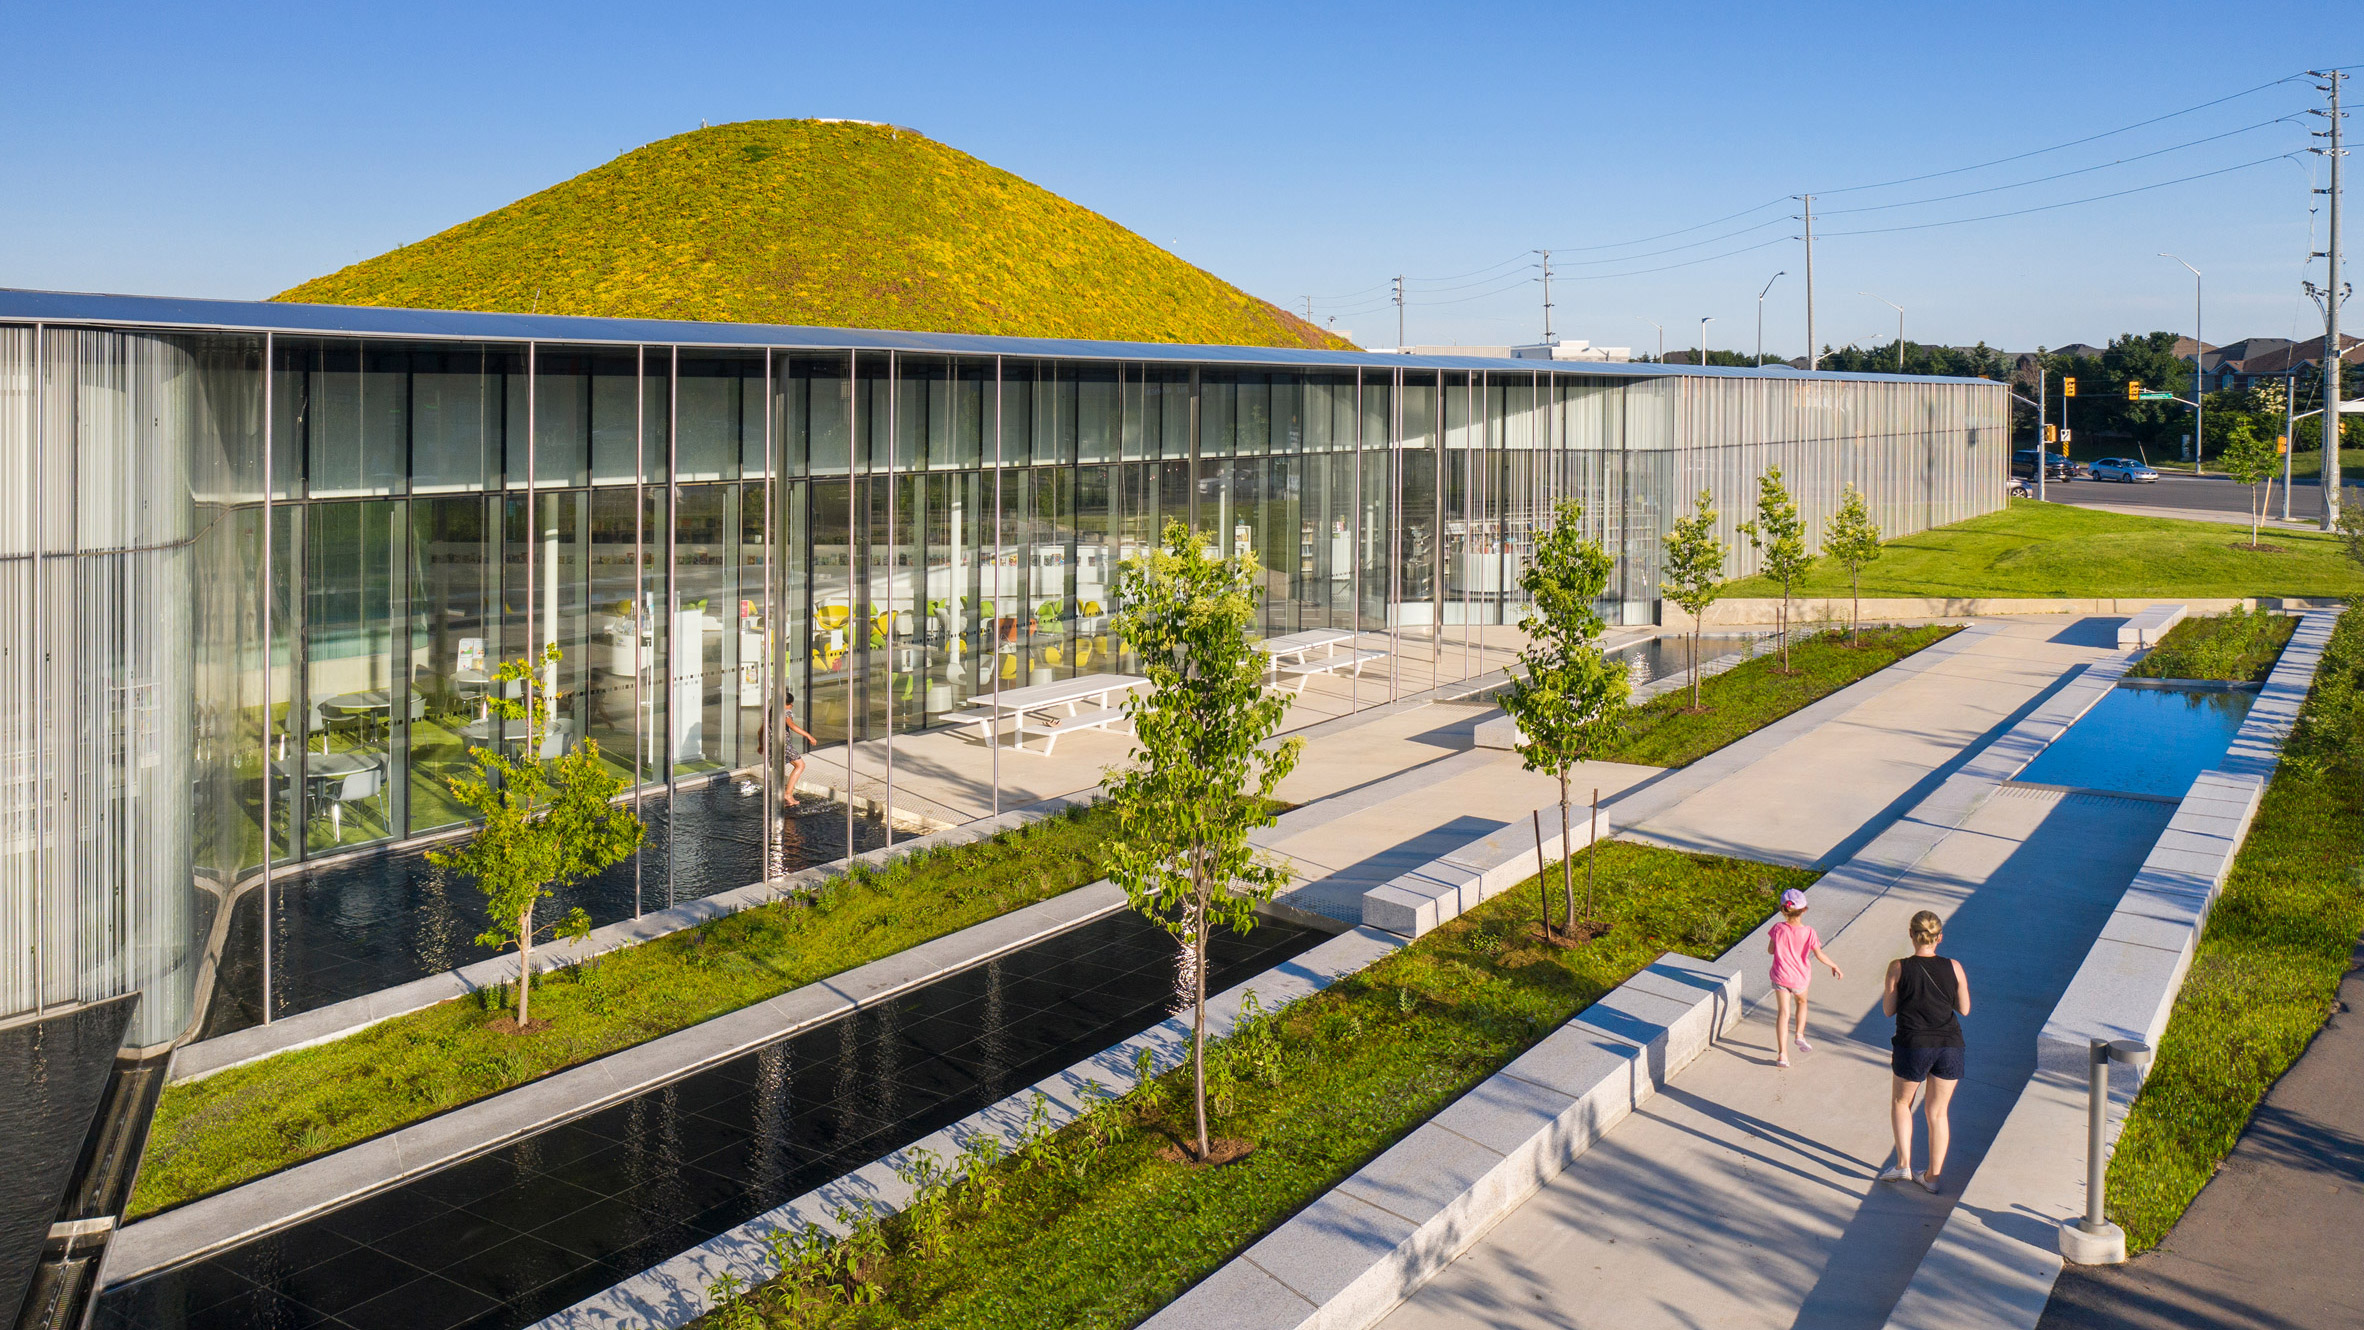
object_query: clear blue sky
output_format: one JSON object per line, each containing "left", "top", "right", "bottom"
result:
{"left": 4, "top": 2, "right": 2356, "bottom": 357}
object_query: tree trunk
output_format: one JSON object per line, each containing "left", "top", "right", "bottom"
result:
{"left": 1191, "top": 881, "right": 1210, "bottom": 1161}
{"left": 1691, "top": 621, "right": 1704, "bottom": 710}
{"left": 1584, "top": 789, "right": 1600, "bottom": 925}
{"left": 1558, "top": 771, "right": 1575, "bottom": 936}
{"left": 1852, "top": 568, "right": 1861, "bottom": 646}
{"left": 1780, "top": 579, "right": 1792, "bottom": 671}
{"left": 515, "top": 904, "right": 534, "bottom": 1025}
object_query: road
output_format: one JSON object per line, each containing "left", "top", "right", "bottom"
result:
{"left": 2045, "top": 470, "right": 2328, "bottom": 527}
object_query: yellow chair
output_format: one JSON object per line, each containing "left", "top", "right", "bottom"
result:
{"left": 1042, "top": 643, "right": 1063, "bottom": 667}
{"left": 1071, "top": 638, "right": 1094, "bottom": 669}
{"left": 1001, "top": 652, "right": 1020, "bottom": 680}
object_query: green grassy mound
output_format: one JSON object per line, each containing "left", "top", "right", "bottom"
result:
{"left": 1723, "top": 500, "right": 2364, "bottom": 601}
{"left": 275, "top": 119, "right": 1351, "bottom": 350}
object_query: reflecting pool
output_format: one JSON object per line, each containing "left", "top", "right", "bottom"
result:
{"left": 2013, "top": 685, "right": 2254, "bottom": 800}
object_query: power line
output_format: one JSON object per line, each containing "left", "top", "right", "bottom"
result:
{"left": 1819, "top": 152, "right": 2299, "bottom": 236}
{"left": 1818, "top": 115, "right": 2306, "bottom": 216}
{"left": 1811, "top": 71, "right": 2308, "bottom": 197}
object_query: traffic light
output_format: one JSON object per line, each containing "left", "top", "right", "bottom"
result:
{"left": 2279, "top": 436, "right": 2291, "bottom": 455}
{"left": 2126, "top": 380, "right": 2142, "bottom": 402}
{"left": 2044, "top": 424, "right": 2058, "bottom": 443}
{"left": 2063, "top": 377, "right": 2077, "bottom": 397}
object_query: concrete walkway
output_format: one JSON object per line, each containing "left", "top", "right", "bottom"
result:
{"left": 2037, "top": 944, "right": 2364, "bottom": 1330}
{"left": 1378, "top": 781, "right": 2172, "bottom": 1330}
{"left": 1624, "top": 618, "right": 2121, "bottom": 870}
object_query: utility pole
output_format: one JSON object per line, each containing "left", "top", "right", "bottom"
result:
{"left": 2038, "top": 362, "right": 2049, "bottom": 503}
{"left": 2162, "top": 254, "right": 2203, "bottom": 471}
{"left": 1798, "top": 194, "right": 1818, "bottom": 370}
{"left": 1534, "top": 249, "right": 1557, "bottom": 342}
{"left": 1699, "top": 316, "right": 1715, "bottom": 367}
{"left": 1393, "top": 275, "right": 1406, "bottom": 351}
{"left": 2284, "top": 369, "right": 2298, "bottom": 522}
{"left": 2307, "top": 69, "right": 2347, "bottom": 528}
{"left": 1756, "top": 271, "right": 1785, "bottom": 367}
{"left": 1640, "top": 317, "right": 1664, "bottom": 363}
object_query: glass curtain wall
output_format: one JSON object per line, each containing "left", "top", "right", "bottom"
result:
{"left": 0, "top": 312, "right": 2012, "bottom": 1057}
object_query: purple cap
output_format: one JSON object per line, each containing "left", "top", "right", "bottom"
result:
{"left": 1780, "top": 888, "right": 1809, "bottom": 911}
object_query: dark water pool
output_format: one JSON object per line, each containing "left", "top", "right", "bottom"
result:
{"left": 1614, "top": 633, "right": 1764, "bottom": 684}
{"left": 104, "top": 911, "right": 1321, "bottom": 1330}
{"left": 204, "top": 784, "right": 891, "bottom": 1039}
{"left": 2014, "top": 685, "right": 2253, "bottom": 799}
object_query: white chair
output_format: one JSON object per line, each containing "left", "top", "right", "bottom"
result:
{"left": 326, "top": 763, "right": 383, "bottom": 838}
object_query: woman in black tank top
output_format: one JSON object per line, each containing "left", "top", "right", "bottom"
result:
{"left": 1881, "top": 909, "right": 1971, "bottom": 1194}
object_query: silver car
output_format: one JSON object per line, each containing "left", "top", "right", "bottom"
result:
{"left": 2091, "top": 457, "right": 2159, "bottom": 483}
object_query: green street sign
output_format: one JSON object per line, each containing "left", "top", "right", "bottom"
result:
{"left": 2137, "top": 391, "right": 2175, "bottom": 401}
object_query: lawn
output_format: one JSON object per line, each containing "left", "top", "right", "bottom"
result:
{"left": 2125, "top": 607, "right": 2297, "bottom": 684}
{"left": 2104, "top": 604, "right": 2364, "bottom": 1251}
{"left": 1605, "top": 625, "right": 1958, "bottom": 768}
{"left": 695, "top": 840, "right": 1816, "bottom": 1330}
{"left": 1720, "top": 500, "right": 2364, "bottom": 601}
{"left": 131, "top": 806, "right": 1124, "bottom": 1218}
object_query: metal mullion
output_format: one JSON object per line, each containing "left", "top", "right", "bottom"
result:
{"left": 666, "top": 344, "right": 678, "bottom": 908}
{"left": 762, "top": 347, "right": 777, "bottom": 881}
{"left": 259, "top": 330, "right": 273, "bottom": 1023}
{"left": 883, "top": 352, "right": 895, "bottom": 847}
{"left": 633, "top": 343, "right": 643, "bottom": 917}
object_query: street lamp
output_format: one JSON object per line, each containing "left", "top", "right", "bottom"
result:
{"left": 1638, "top": 317, "right": 1664, "bottom": 363}
{"left": 2160, "top": 254, "right": 2203, "bottom": 470}
{"left": 1757, "top": 272, "right": 1785, "bottom": 367}
{"left": 1699, "top": 316, "right": 1715, "bottom": 368}
{"left": 1860, "top": 292, "right": 1905, "bottom": 372}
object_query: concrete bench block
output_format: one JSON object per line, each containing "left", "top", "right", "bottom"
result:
{"left": 2142, "top": 844, "right": 2232, "bottom": 879}
{"left": 1497, "top": 1022, "right": 1651, "bottom": 1105}
{"left": 2038, "top": 939, "right": 2191, "bottom": 1080}
{"left": 2119, "top": 603, "right": 2186, "bottom": 648}
{"left": 2096, "top": 910, "right": 2205, "bottom": 957}
{"left": 2152, "top": 826, "right": 2240, "bottom": 860}
{"left": 1336, "top": 1121, "right": 1511, "bottom": 1236}
{"left": 1360, "top": 883, "right": 1439, "bottom": 938}
{"left": 1146, "top": 1257, "right": 1316, "bottom": 1330}
{"left": 1226, "top": 1189, "right": 1421, "bottom": 1321}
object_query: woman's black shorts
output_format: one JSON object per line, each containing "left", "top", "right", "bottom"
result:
{"left": 1891, "top": 1044, "right": 1965, "bottom": 1082}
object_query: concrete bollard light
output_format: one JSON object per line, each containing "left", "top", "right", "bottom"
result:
{"left": 2059, "top": 1036, "right": 2153, "bottom": 1264}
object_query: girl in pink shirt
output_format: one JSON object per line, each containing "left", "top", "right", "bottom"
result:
{"left": 1767, "top": 888, "right": 1843, "bottom": 1068}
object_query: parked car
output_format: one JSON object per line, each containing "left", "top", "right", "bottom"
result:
{"left": 2006, "top": 476, "right": 2031, "bottom": 499}
{"left": 2011, "top": 449, "right": 2077, "bottom": 482}
{"left": 2090, "top": 457, "right": 2160, "bottom": 483}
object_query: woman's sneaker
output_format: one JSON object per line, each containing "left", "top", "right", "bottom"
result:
{"left": 1877, "top": 1166, "right": 1913, "bottom": 1184}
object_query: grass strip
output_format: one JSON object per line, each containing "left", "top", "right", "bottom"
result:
{"left": 2106, "top": 603, "right": 2364, "bottom": 1251}
{"left": 1605, "top": 624, "right": 1958, "bottom": 768}
{"left": 2125, "top": 607, "right": 2297, "bottom": 683}
{"left": 131, "top": 805, "right": 1121, "bottom": 1219}
{"left": 699, "top": 841, "right": 1815, "bottom": 1329}
{"left": 1721, "top": 500, "right": 2364, "bottom": 601}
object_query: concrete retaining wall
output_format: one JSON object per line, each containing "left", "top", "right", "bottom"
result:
{"left": 1138, "top": 954, "right": 1741, "bottom": 1330}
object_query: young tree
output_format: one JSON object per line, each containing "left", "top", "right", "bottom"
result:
{"left": 1737, "top": 467, "right": 1813, "bottom": 671}
{"left": 1105, "top": 520, "right": 1302, "bottom": 1162}
{"left": 1820, "top": 482, "right": 1884, "bottom": 645}
{"left": 1498, "top": 500, "right": 1631, "bottom": 938}
{"left": 2216, "top": 418, "right": 2280, "bottom": 550}
{"left": 429, "top": 645, "right": 644, "bottom": 1028}
{"left": 1659, "top": 488, "right": 1727, "bottom": 711}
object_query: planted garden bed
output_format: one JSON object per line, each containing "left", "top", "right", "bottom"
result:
{"left": 2125, "top": 606, "right": 2297, "bottom": 684}
{"left": 695, "top": 840, "right": 1815, "bottom": 1329}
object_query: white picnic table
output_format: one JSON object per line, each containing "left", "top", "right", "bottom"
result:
{"left": 967, "top": 672, "right": 1149, "bottom": 751}
{"left": 1258, "top": 629, "right": 1357, "bottom": 667}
